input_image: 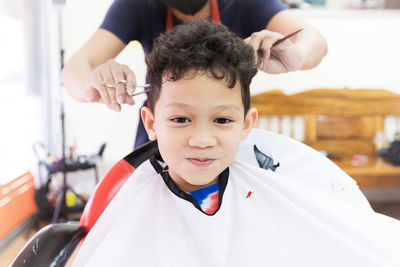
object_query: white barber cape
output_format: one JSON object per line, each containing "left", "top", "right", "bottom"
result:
{"left": 236, "top": 129, "right": 372, "bottom": 210}
{"left": 72, "top": 130, "right": 400, "bottom": 266}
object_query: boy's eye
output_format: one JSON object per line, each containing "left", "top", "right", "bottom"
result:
{"left": 214, "top": 118, "right": 232, "bottom": 124}
{"left": 172, "top": 117, "right": 191, "bottom": 123}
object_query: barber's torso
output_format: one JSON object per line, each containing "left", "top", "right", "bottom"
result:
{"left": 101, "top": 0, "right": 287, "bottom": 54}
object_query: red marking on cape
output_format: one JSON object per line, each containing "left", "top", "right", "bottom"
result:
{"left": 204, "top": 191, "right": 219, "bottom": 215}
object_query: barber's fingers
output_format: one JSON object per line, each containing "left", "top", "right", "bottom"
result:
{"left": 125, "top": 94, "right": 135, "bottom": 105}
{"left": 258, "top": 54, "right": 287, "bottom": 74}
{"left": 109, "top": 61, "right": 137, "bottom": 107}
{"left": 124, "top": 65, "right": 137, "bottom": 96}
{"left": 87, "top": 59, "right": 139, "bottom": 111}
{"left": 110, "top": 63, "right": 127, "bottom": 105}
{"left": 244, "top": 30, "right": 284, "bottom": 63}
{"left": 100, "top": 62, "right": 120, "bottom": 112}
{"left": 258, "top": 39, "right": 272, "bottom": 63}
{"left": 87, "top": 69, "right": 112, "bottom": 109}
{"left": 244, "top": 30, "right": 283, "bottom": 50}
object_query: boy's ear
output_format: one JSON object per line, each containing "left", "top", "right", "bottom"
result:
{"left": 241, "top": 107, "right": 258, "bottom": 141}
{"left": 141, "top": 107, "right": 157, "bottom": 140}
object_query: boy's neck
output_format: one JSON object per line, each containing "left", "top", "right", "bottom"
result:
{"left": 171, "top": 0, "right": 211, "bottom": 23}
{"left": 173, "top": 175, "right": 219, "bottom": 193}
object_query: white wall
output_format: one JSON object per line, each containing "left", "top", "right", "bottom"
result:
{"left": 0, "top": 0, "right": 64, "bottom": 184}
{"left": 251, "top": 10, "right": 400, "bottom": 95}
{"left": 61, "top": 0, "right": 147, "bottom": 182}
{"left": 60, "top": 5, "right": 400, "bottom": 185}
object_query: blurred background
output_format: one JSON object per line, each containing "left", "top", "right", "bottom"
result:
{"left": 1, "top": 0, "right": 400, "bottom": 265}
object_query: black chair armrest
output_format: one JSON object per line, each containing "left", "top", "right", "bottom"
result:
{"left": 9, "top": 222, "right": 87, "bottom": 267}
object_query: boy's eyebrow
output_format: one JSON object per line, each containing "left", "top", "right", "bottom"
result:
{"left": 165, "top": 103, "right": 241, "bottom": 111}
{"left": 214, "top": 104, "right": 241, "bottom": 111}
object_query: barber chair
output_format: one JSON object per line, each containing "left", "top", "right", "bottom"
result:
{"left": 11, "top": 140, "right": 158, "bottom": 266}
{"left": 10, "top": 129, "right": 369, "bottom": 266}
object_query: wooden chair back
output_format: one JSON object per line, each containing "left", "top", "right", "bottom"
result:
{"left": 251, "top": 88, "right": 400, "bottom": 160}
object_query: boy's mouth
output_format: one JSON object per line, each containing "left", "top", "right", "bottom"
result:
{"left": 187, "top": 158, "right": 214, "bottom": 167}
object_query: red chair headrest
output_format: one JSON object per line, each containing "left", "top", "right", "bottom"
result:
{"left": 79, "top": 141, "right": 159, "bottom": 232}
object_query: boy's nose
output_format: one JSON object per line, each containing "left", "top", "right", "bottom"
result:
{"left": 188, "top": 125, "right": 217, "bottom": 148}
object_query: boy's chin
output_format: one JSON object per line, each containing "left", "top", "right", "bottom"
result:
{"left": 187, "top": 179, "right": 217, "bottom": 187}
{"left": 179, "top": 175, "right": 219, "bottom": 191}
{"left": 186, "top": 175, "right": 218, "bottom": 188}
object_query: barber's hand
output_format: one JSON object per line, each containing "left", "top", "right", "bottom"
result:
{"left": 244, "top": 30, "right": 303, "bottom": 74}
{"left": 86, "top": 59, "right": 138, "bottom": 112}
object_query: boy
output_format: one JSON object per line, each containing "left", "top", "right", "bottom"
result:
{"left": 73, "top": 20, "right": 400, "bottom": 266}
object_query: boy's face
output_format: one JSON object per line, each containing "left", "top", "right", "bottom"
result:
{"left": 142, "top": 71, "right": 257, "bottom": 192}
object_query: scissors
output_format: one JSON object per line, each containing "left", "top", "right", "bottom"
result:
{"left": 131, "top": 85, "right": 150, "bottom": 97}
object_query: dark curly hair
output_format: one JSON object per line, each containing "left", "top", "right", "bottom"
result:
{"left": 146, "top": 19, "right": 258, "bottom": 115}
